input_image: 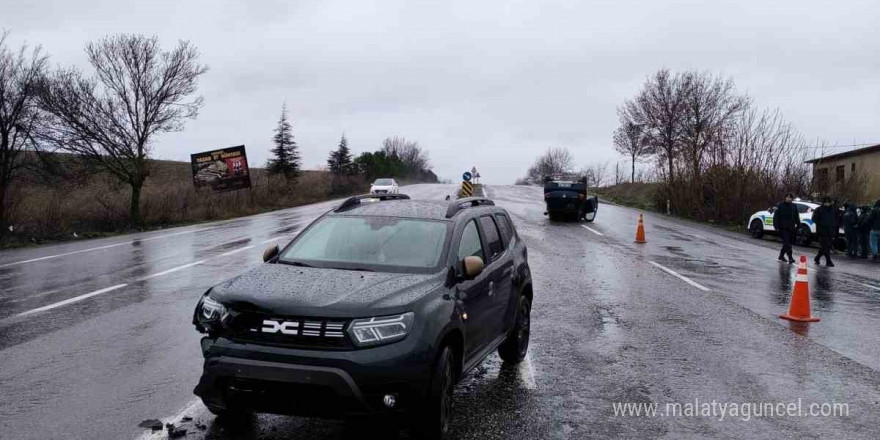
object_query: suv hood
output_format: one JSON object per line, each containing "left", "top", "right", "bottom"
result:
{"left": 209, "top": 263, "right": 442, "bottom": 317}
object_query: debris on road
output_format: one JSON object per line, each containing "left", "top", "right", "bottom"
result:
{"left": 181, "top": 416, "right": 193, "bottom": 422}
{"left": 138, "top": 419, "right": 164, "bottom": 431}
{"left": 166, "top": 423, "right": 188, "bottom": 438}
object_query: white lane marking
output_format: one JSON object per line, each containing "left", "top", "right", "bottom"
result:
{"left": 0, "top": 228, "right": 210, "bottom": 268}
{"left": 580, "top": 225, "right": 604, "bottom": 236}
{"left": 15, "top": 284, "right": 128, "bottom": 317}
{"left": 260, "top": 231, "right": 300, "bottom": 245}
{"left": 16, "top": 241, "right": 264, "bottom": 316}
{"left": 137, "top": 261, "right": 206, "bottom": 281}
{"left": 856, "top": 282, "right": 880, "bottom": 292}
{"left": 220, "top": 245, "right": 254, "bottom": 257}
{"left": 649, "top": 261, "right": 711, "bottom": 292}
{"left": 135, "top": 399, "right": 205, "bottom": 440}
{"left": 520, "top": 352, "right": 537, "bottom": 390}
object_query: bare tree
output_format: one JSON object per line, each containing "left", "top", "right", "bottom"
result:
{"left": 620, "top": 69, "right": 688, "bottom": 182}
{"left": 382, "top": 136, "right": 430, "bottom": 176}
{"left": 0, "top": 31, "right": 48, "bottom": 229}
{"left": 38, "top": 34, "right": 207, "bottom": 224}
{"left": 525, "top": 146, "right": 574, "bottom": 183}
{"left": 679, "top": 71, "right": 749, "bottom": 181}
{"left": 582, "top": 161, "right": 609, "bottom": 188}
{"left": 613, "top": 120, "right": 653, "bottom": 183}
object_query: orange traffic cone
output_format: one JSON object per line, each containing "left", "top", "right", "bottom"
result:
{"left": 779, "top": 256, "right": 820, "bottom": 322}
{"left": 634, "top": 214, "right": 646, "bottom": 243}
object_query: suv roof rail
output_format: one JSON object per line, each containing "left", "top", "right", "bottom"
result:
{"left": 445, "top": 196, "right": 495, "bottom": 218}
{"left": 334, "top": 193, "right": 411, "bottom": 212}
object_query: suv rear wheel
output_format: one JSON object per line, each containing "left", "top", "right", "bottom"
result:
{"left": 417, "top": 345, "right": 455, "bottom": 440}
{"left": 498, "top": 295, "right": 531, "bottom": 363}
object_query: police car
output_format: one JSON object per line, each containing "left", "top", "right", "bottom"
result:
{"left": 748, "top": 199, "right": 848, "bottom": 249}
{"left": 747, "top": 199, "right": 819, "bottom": 247}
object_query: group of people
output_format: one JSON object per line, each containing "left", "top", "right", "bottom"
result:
{"left": 843, "top": 200, "right": 880, "bottom": 260}
{"left": 774, "top": 193, "right": 880, "bottom": 267}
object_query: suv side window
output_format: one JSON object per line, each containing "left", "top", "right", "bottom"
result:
{"left": 458, "top": 220, "right": 485, "bottom": 261}
{"left": 796, "top": 204, "right": 809, "bottom": 214}
{"left": 479, "top": 216, "right": 504, "bottom": 262}
{"left": 494, "top": 213, "right": 513, "bottom": 245}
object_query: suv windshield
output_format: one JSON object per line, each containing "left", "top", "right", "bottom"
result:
{"left": 373, "top": 179, "right": 393, "bottom": 186}
{"left": 279, "top": 216, "right": 448, "bottom": 272}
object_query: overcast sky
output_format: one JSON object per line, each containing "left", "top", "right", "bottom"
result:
{"left": 4, "top": 0, "right": 879, "bottom": 183}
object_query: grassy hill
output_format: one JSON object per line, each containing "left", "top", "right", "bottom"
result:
{"left": 3, "top": 157, "right": 363, "bottom": 247}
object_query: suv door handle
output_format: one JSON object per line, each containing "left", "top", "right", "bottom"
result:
{"left": 487, "top": 281, "right": 494, "bottom": 296}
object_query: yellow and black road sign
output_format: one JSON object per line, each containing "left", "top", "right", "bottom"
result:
{"left": 458, "top": 181, "right": 474, "bottom": 198}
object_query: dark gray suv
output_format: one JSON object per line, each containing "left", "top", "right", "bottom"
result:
{"left": 192, "top": 194, "right": 533, "bottom": 439}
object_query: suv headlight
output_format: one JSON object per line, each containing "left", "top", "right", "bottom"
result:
{"left": 194, "top": 295, "right": 228, "bottom": 333}
{"left": 348, "top": 312, "right": 414, "bottom": 347}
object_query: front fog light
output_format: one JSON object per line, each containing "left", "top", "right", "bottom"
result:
{"left": 348, "top": 313, "right": 414, "bottom": 347}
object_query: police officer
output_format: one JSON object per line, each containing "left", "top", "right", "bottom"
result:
{"left": 812, "top": 197, "right": 837, "bottom": 267}
{"left": 773, "top": 192, "right": 799, "bottom": 263}
{"left": 870, "top": 200, "right": 880, "bottom": 261}
{"left": 843, "top": 204, "right": 859, "bottom": 257}
{"left": 857, "top": 205, "right": 872, "bottom": 259}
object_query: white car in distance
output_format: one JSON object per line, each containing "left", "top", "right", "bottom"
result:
{"left": 369, "top": 178, "right": 399, "bottom": 194}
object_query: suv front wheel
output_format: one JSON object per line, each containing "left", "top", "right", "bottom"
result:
{"left": 498, "top": 295, "right": 531, "bottom": 363}
{"left": 417, "top": 345, "right": 455, "bottom": 440}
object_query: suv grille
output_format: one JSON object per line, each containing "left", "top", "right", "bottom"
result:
{"left": 227, "top": 312, "right": 353, "bottom": 350}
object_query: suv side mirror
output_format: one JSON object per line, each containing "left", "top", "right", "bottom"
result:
{"left": 262, "top": 245, "right": 280, "bottom": 263}
{"left": 768, "top": 207, "right": 776, "bottom": 214}
{"left": 461, "top": 256, "right": 484, "bottom": 280}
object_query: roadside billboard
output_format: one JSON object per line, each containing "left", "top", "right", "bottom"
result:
{"left": 190, "top": 145, "right": 252, "bottom": 192}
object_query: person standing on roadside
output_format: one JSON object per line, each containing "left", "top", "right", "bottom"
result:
{"left": 773, "top": 193, "right": 799, "bottom": 263}
{"left": 812, "top": 197, "right": 838, "bottom": 267}
{"left": 870, "top": 200, "right": 880, "bottom": 261}
{"left": 857, "top": 205, "right": 872, "bottom": 259}
{"left": 843, "top": 204, "right": 859, "bottom": 257}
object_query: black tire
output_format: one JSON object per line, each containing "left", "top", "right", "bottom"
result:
{"left": 417, "top": 346, "right": 455, "bottom": 440}
{"left": 498, "top": 295, "right": 531, "bottom": 364}
{"left": 795, "top": 224, "right": 812, "bottom": 247}
{"left": 749, "top": 219, "right": 764, "bottom": 239}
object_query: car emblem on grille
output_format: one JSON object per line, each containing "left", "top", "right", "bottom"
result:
{"left": 261, "top": 319, "right": 299, "bottom": 335}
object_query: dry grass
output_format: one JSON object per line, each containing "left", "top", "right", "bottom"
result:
{"left": 3, "top": 160, "right": 366, "bottom": 247}
{"left": 597, "top": 182, "right": 659, "bottom": 211}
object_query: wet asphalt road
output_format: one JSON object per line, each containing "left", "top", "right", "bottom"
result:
{"left": 2, "top": 184, "right": 880, "bottom": 439}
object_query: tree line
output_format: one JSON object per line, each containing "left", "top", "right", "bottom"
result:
{"left": 0, "top": 31, "right": 208, "bottom": 229}
{"left": 518, "top": 69, "right": 839, "bottom": 225}
{"left": 614, "top": 69, "right": 817, "bottom": 223}
{"left": 265, "top": 105, "right": 437, "bottom": 195}
{"left": 0, "top": 30, "right": 437, "bottom": 240}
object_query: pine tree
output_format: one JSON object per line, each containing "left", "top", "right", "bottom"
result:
{"left": 327, "top": 134, "right": 353, "bottom": 174}
{"left": 267, "top": 103, "right": 300, "bottom": 180}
